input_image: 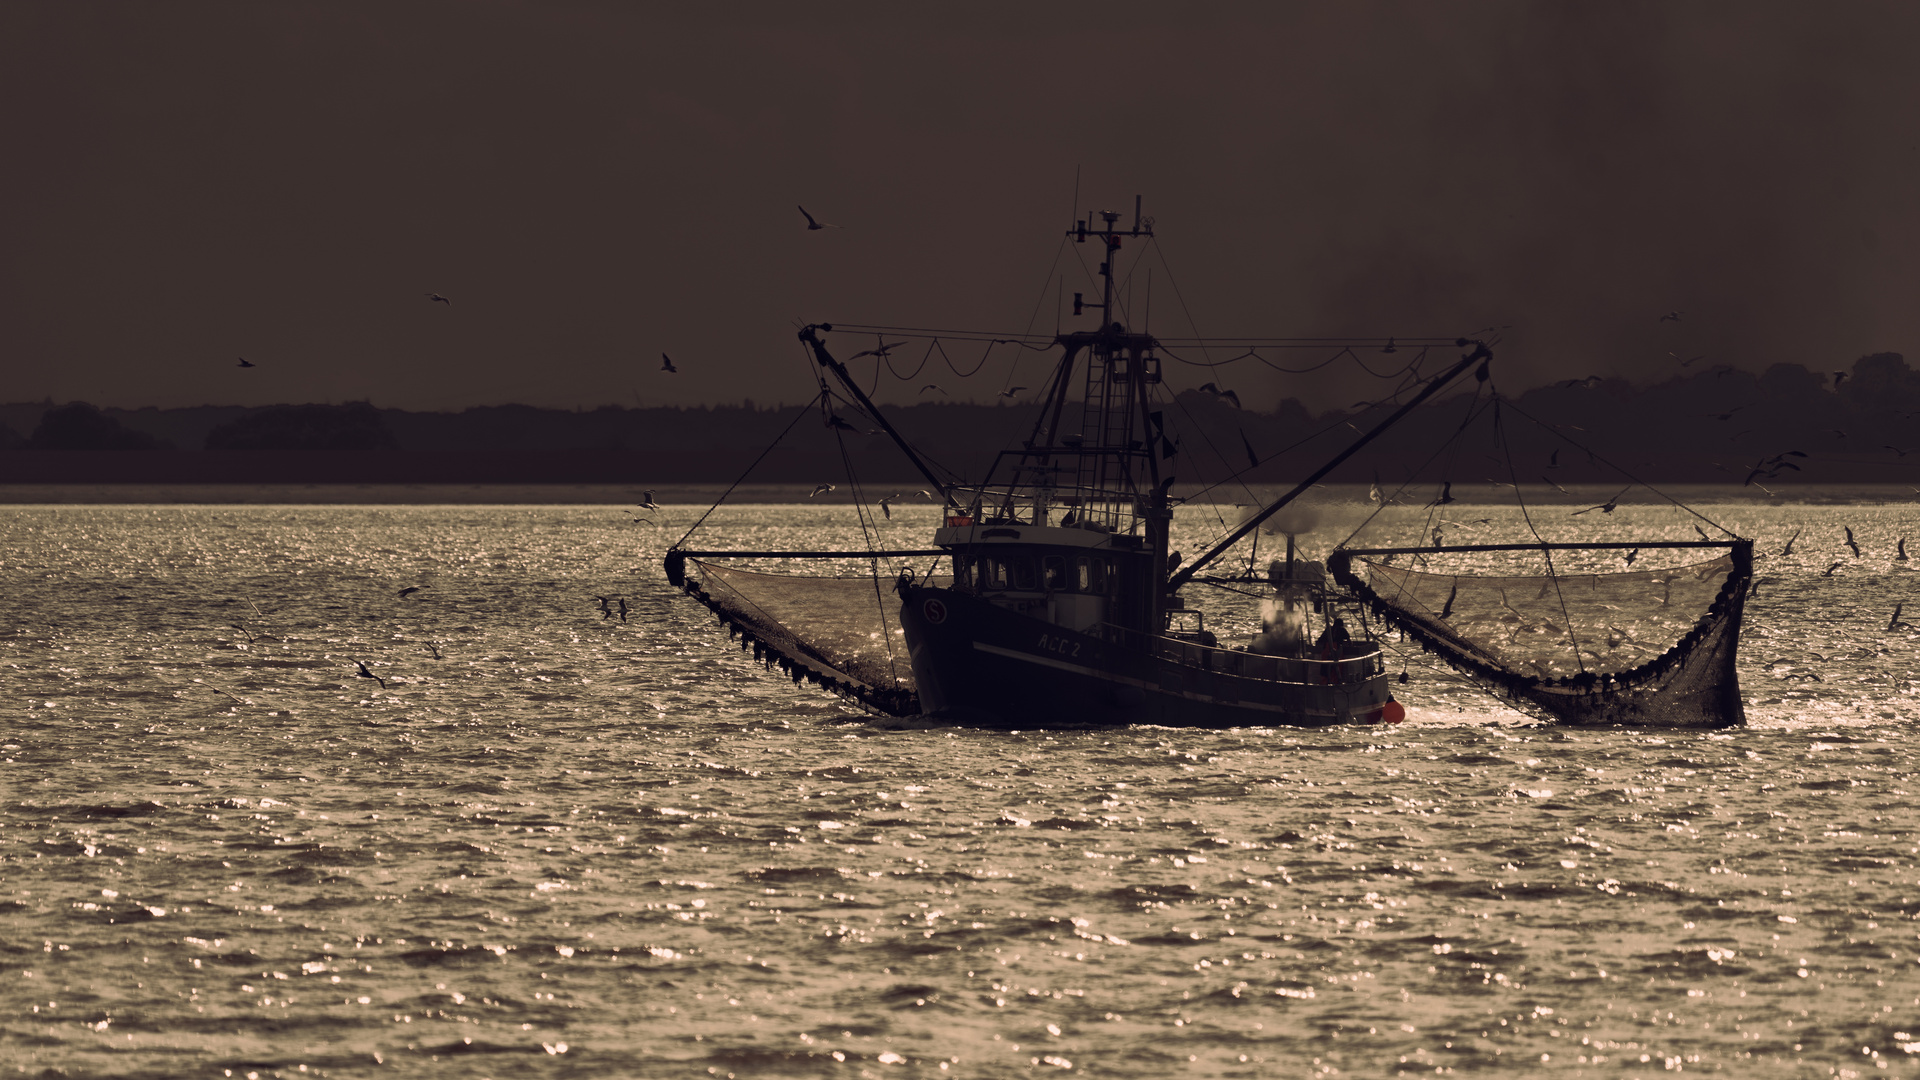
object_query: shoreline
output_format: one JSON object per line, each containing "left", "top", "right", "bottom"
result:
{"left": 0, "top": 482, "right": 1915, "bottom": 506}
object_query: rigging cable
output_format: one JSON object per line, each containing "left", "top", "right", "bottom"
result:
{"left": 1181, "top": 349, "right": 1453, "bottom": 509}
{"left": 995, "top": 235, "right": 1075, "bottom": 400}
{"left": 1175, "top": 353, "right": 1474, "bottom": 564}
{"left": 827, "top": 324, "right": 1054, "bottom": 346}
{"left": 1320, "top": 390, "right": 1510, "bottom": 694}
{"left": 1155, "top": 340, "right": 1437, "bottom": 379}
{"left": 1493, "top": 396, "right": 1587, "bottom": 675}
{"left": 1145, "top": 238, "right": 1214, "bottom": 369}
{"left": 1021, "top": 237, "right": 1071, "bottom": 341}
{"left": 1409, "top": 377, "right": 1496, "bottom": 564}
{"left": 880, "top": 341, "right": 935, "bottom": 383}
{"left": 827, "top": 421, "right": 908, "bottom": 691}
{"left": 884, "top": 340, "right": 944, "bottom": 382}
{"left": 831, "top": 323, "right": 1460, "bottom": 348}
{"left": 817, "top": 385, "right": 968, "bottom": 488}
{"left": 884, "top": 337, "right": 998, "bottom": 381}
{"left": 1494, "top": 396, "right": 1742, "bottom": 539}
{"left": 671, "top": 398, "right": 819, "bottom": 550}
{"left": 1330, "top": 390, "right": 1500, "bottom": 552}
{"left": 1153, "top": 382, "right": 1257, "bottom": 538}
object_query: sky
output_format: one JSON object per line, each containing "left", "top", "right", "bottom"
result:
{"left": 4, "top": 1, "right": 1917, "bottom": 413}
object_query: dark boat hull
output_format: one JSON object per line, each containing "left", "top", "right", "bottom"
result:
{"left": 897, "top": 585, "right": 1397, "bottom": 729}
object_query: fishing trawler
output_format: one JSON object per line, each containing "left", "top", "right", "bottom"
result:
{"left": 666, "top": 202, "right": 1750, "bottom": 729}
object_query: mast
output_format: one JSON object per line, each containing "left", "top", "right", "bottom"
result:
{"left": 969, "top": 201, "right": 1161, "bottom": 529}
{"left": 1166, "top": 341, "right": 1491, "bottom": 590}
{"left": 1056, "top": 204, "right": 1157, "bottom": 500}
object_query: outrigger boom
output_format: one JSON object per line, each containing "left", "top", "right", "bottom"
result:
{"left": 1168, "top": 339, "right": 1489, "bottom": 590}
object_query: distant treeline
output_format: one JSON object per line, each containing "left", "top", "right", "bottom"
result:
{"left": 2, "top": 354, "right": 1917, "bottom": 486}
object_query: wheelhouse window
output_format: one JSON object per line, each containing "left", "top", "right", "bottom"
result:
{"left": 971, "top": 549, "right": 1117, "bottom": 593}
{"left": 1011, "top": 556, "right": 1036, "bottom": 590}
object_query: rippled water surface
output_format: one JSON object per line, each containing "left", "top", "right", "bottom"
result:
{"left": 5, "top": 499, "right": 1920, "bottom": 1078}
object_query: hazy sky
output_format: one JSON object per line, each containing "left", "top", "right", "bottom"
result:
{"left": 4, "top": 2, "right": 1916, "bottom": 412}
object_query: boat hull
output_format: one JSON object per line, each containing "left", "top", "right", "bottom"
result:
{"left": 898, "top": 585, "right": 1396, "bottom": 729}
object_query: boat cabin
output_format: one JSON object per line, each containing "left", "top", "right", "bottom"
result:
{"left": 937, "top": 520, "right": 1152, "bottom": 635}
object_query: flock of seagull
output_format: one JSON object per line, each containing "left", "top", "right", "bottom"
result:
{"left": 235, "top": 210, "right": 844, "bottom": 377}
{"left": 1405, "top": 439, "right": 1915, "bottom": 638}
{"left": 337, "top": 479, "right": 938, "bottom": 690}
{"left": 1548, "top": 309, "right": 1920, "bottom": 487}
{"left": 216, "top": 249, "right": 1914, "bottom": 691}
{"left": 334, "top": 504, "right": 1914, "bottom": 694}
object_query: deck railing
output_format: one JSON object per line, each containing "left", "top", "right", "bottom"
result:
{"left": 1091, "top": 622, "right": 1382, "bottom": 685}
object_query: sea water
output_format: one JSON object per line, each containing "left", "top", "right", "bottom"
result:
{"left": 3, "top": 499, "right": 1919, "bottom": 1078}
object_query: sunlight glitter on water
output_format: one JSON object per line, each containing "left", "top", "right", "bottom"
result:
{"left": 1, "top": 501, "right": 1919, "bottom": 1076}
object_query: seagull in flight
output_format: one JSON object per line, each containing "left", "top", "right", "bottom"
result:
{"left": 999, "top": 387, "right": 1027, "bottom": 399}
{"left": 1744, "top": 450, "right": 1807, "bottom": 486}
{"left": 236, "top": 357, "right": 255, "bottom": 368}
{"left": 1671, "top": 352, "right": 1706, "bottom": 366}
{"left": 850, "top": 339, "right": 906, "bottom": 360}
{"left": 660, "top": 353, "right": 678, "bottom": 373}
{"left": 879, "top": 493, "right": 900, "bottom": 519}
{"left": 1844, "top": 526, "right": 1861, "bottom": 558}
{"left": 809, "top": 483, "right": 836, "bottom": 498}
{"left": 427, "top": 293, "right": 451, "bottom": 306}
{"left": 1571, "top": 486, "right": 1631, "bottom": 516}
{"left": 354, "top": 660, "right": 386, "bottom": 689}
{"left": 1781, "top": 527, "right": 1801, "bottom": 556}
{"left": 1541, "top": 476, "right": 1570, "bottom": 495}
{"left": 1427, "top": 481, "right": 1455, "bottom": 508}
{"left": 798, "top": 205, "right": 841, "bottom": 230}
{"left": 1195, "top": 383, "right": 1242, "bottom": 408}
{"left": 1658, "top": 310, "right": 1683, "bottom": 322}
{"left": 638, "top": 490, "right": 661, "bottom": 510}
{"left": 919, "top": 384, "right": 946, "bottom": 395}
{"left": 397, "top": 586, "right": 426, "bottom": 599}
